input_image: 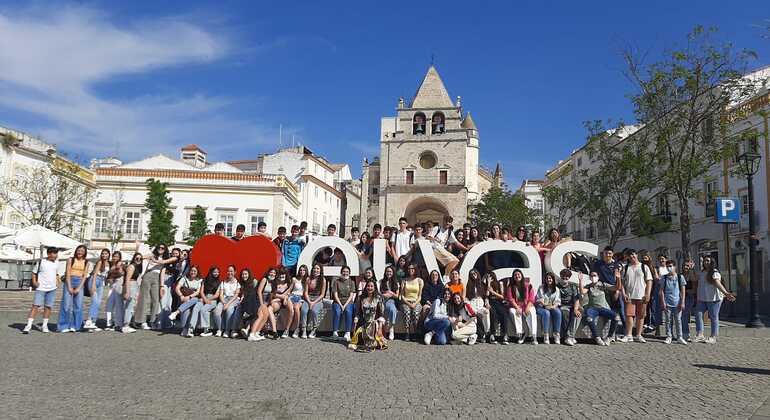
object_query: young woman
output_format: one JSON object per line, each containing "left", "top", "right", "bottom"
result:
{"left": 465, "top": 268, "right": 490, "bottom": 339}
{"left": 84, "top": 248, "right": 111, "bottom": 331}
{"left": 270, "top": 268, "right": 294, "bottom": 338}
{"left": 544, "top": 228, "right": 571, "bottom": 268}
{"left": 159, "top": 248, "right": 183, "bottom": 330}
{"left": 238, "top": 268, "right": 260, "bottom": 337}
{"left": 198, "top": 267, "right": 221, "bottom": 337}
{"left": 379, "top": 265, "right": 400, "bottom": 341}
{"left": 448, "top": 292, "right": 477, "bottom": 344}
{"left": 507, "top": 269, "right": 538, "bottom": 344}
{"left": 215, "top": 265, "right": 242, "bottom": 338}
{"left": 104, "top": 251, "right": 124, "bottom": 330}
{"left": 514, "top": 226, "right": 528, "bottom": 242}
{"left": 349, "top": 279, "right": 387, "bottom": 352}
{"left": 301, "top": 264, "right": 327, "bottom": 339}
{"left": 381, "top": 228, "right": 396, "bottom": 266}
{"left": 137, "top": 244, "right": 175, "bottom": 330}
{"left": 358, "top": 268, "right": 376, "bottom": 300}
{"left": 449, "top": 230, "right": 469, "bottom": 260}
{"left": 168, "top": 265, "right": 203, "bottom": 337}
{"left": 694, "top": 257, "right": 736, "bottom": 344}
{"left": 530, "top": 231, "right": 546, "bottom": 265}
{"left": 535, "top": 272, "right": 562, "bottom": 345}
{"left": 117, "top": 253, "right": 144, "bottom": 333}
{"left": 395, "top": 256, "right": 409, "bottom": 282}
{"left": 486, "top": 272, "right": 509, "bottom": 344}
{"left": 247, "top": 267, "right": 279, "bottom": 341}
{"left": 446, "top": 269, "right": 464, "bottom": 297}
{"left": 399, "top": 264, "right": 424, "bottom": 341}
{"left": 423, "top": 288, "right": 451, "bottom": 345}
{"left": 356, "top": 232, "right": 373, "bottom": 273}
{"left": 332, "top": 266, "right": 356, "bottom": 342}
{"left": 58, "top": 245, "right": 89, "bottom": 332}
{"left": 288, "top": 265, "right": 308, "bottom": 338}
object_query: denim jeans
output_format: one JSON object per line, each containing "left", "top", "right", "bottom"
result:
{"left": 663, "top": 307, "right": 683, "bottom": 339}
{"left": 384, "top": 298, "right": 398, "bottom": 327}
{"left": 489, "top": 299, "right": 508, "bottom": 337}
{"left": 114, "top": 281, "right": 139, "bottom": 328}
{"left": 695, "top": 300, "right": 722, "bottom": 338}
{"left": 199, "top": 301, "right": 219, "bottom": 330}
{"left": 332, "top": 302, "right": 356, "bottom": 333}
{"left": 88, "top": 276, "right": 105, "bottom": 321}
{"left": 559, "top": 306, "right": 581, "bottom": 338}
{"left": 58, "top": 276, "right": 84, "bottom": 331}
{"left": 178, "top": 298, "right": 202, "bottom": 330}
{"left": 585, "top": 306, "right": 617, "bottom": 339}
{"left": 301, "top": 299, "right": 327, "bottom": 331}
{"left": 681, "top": 294, "right": 696, "bottom": 339}
{"left": 216, "top": 300, "right": 241, "bottom": 332}
{"left": 535, "top": 307, "right": 562, "bottom": 335}
{"left": 424, "top": 318, "right": 451, "bottom": 344}
{"left": 648, "top": 280, "right": 661, "bottom": 327}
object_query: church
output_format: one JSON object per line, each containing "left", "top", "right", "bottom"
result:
{"left": 360, "top": 66, "right": 501, "bottom": 230}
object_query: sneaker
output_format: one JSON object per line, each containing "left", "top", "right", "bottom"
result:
{"left": 60, "top": 328, "right": 74, "bottom": 333}
{"left": 634, "top": 335, "right": 647, "bottom": 343}
{"left": 677, "top": 337, "right": 688, "bottom": 345}
{"left": 500, "top": 336, "right": 509, "bottom": 345}
{"left": 602, "top": 337, "right": 610, "bottom": 346}
{"left": 83, "top": 320, "right": 96, "bottom": 329}
{"left": 332, "top": 331, "right": 339, "bottom": 339}
{"left": 553, "top": 334, "right": 561, "bottom": 345}
{"left": 240, "top": 328, "right": 249, "bottom": 338}
{"left": 619, "top": 336, "right": 632, "bottom": 343}
{"left": 104, "top": 326, "right": 114, "bottom": 332}
{"left": 643, "top": 325, "right": 654, "bottom": 334}
{"left": 423, "top": 331, "right": 433, "bottom": 345}
{"left": 92, "top": 326, "right": 103, "bottom": 332}
{"left": 595, "top": 337, "right": 605, "bottom": 346}
{"left": 141, "top": 323, "right": 151, "bottom": 330}
{"left": 291, "top": 330, "right": 299, "bottom": 339}
{"left": 344, "top": 332, "right": 351, "bottom": 342}
{"left": 467, "top": 334, "right": 477, "bottom": 345}
{"left": 230, "top": 331, "right": 240, "bottom": 339}
{"left": 664, "top": 336, "right": 672, "bottom": 345}
{"left": 168, "top": 311, "right": 178, "bottom": 321}
{"left": 281, "top": 330, "right": 289, "bottom": 339}
{"left": 531, "top": 337, "right": 538, "bottom": 345}
{"left": 122, "top": 326, "right": 136, "bottom": 333}
{"left": 106, "top": 321, "right": 114, "bottom": 329}
{"left": 706, "top": 336, "right": 717, "bottom": 344}
{"left": 41, "top": 325, "right": 50, "bottom": 333}
{"left": 543, "top": 336, "right": 550, "bottom": 345}
{"left": 248, "top": 333, "right": 265, "bottom": 342}
{"left": 694, "top": 335, "right": 706, "bottom": 343}
{"left": 200, "top": 330, "right": 213, "bottom": 337}
{"left": 565, "top": 337, "right": 575, "bottom": 346}
{"left": 22, "top": 324, "right": 32, "bottom": 334}
{"left": 185, "top": 328, "right": 194, "bottom": 338}
{"left": 222, "top": 331, "right": 229, "bottom": 338}
{"left": 609, "top": 335, "right": 616, "bottom": 343}
{"left": 309, "top": 329, "right": 317, "bottom": 339}
{"left": 388, "top": 329, "right": 394, "bottom": 341}
{"left": 215, "top": 330, "right": 222, "bottom": 337}
{"left": 488, "top": 334, "right": 497, "bottom": 344}
{"left": 517, "top": 335, "right": 525, "bottom": 344}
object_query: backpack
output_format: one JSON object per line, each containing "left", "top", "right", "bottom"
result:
{"left": 569, "top": 252, "right": 592, "bottom": 275}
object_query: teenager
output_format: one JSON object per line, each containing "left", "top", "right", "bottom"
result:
{"left": 449, "top": 230, "right": 470, "bottom": 261}
{"left": 381, "top": 227, "right": 397, "bottom": 266}
{"left": 641, "top": 253, "right": 662, "bottom": 334}
{"left": 168, "top": 265, "right": 203, "bottom": 337}
{"left": 506, "top": 269, "right": 537, "bottom": 344}
{"left": 535, "top": 272, "right": 561, "bottom": 345}
{"left": 348, "top": 227, "right": 361, "bottom": 248}
{"left": 465, "top": 268, "right": 490, "bottom": 339}
{"left": 379, "top": 265, "right": 400, "bottom": 340}
{"left": 582, "top": 272, "right": 620, "bottom": 346}
{"left": 22, "top": 247, "right": 60, "bottom": 334}
{"left": 448, "top": 292, "right": 477, "bottom": 345}
{"left": 694, "top": 257, "right": 735, "bottom": 344}
{"left": 399, "top": 264, "right": 425, "bottom": 341}
{"left": 427, "top": 216, "right": 460, "bottom": 277}
{"left": 58, "top": 244, "right": 89, "bottom": 332}
{"left": 395, "top": 256, "right": 409, "bottom": 282}
{"left": 592, "top": 247, "right": 624, "bottom": 340}
{"left": 356, "top": 232, "right": 373, "bottom": 273}
{"left": 486, "top": 272, "right": 509, "bottom": 344}
{"left": 104, "top": 251, "right": 125, "bottom": 330}
{"left": 349, "top": 279, "right": 387, "bottom": 352}
{"left": 544, "top": 228, "right": 571, "bottom": 268}
{"left": 331, "top": 265, "right": 356, "bottom": 342}
{"left": 247, "top": 267, "right": 279, "bottom": 341}
{"left": 446, "top": 269, "right": 464, "bottom": 297}
{"left": 137, "top": 244, "right": 176, "bottom": 330}
{"left": 84, "top": 248, "right": 111, "bottom": 331}
{"left": 273, "top": 226, "right": 287, "bottom": 249}
{"left": 392, "top": 217, "right": 414, "bottom": 260}
{"left": 660, "top": 260, "right": 687, "bottom": 345}
{"left": 681, "top": 259, "right": 698, "bottom": 341}
{"left": 117, "top": 253, "right": 144, "bottom": 333}
{"left": 620, "top": 250, "right": 653, "bottom": 343}
{"left": 281, "top": 225, "right": 304, "bottom": 277}
{"left": 238, "top": 268, "right": 261, "bottom": 337}
{"left": 215, "top": 265, "right": 242, "bottom": 338}
{"left": 270, "top": 267, "right": 294, "bottom": 338}
{"left": 301, "top": 264, "right": 327, "bottom": 338}
{"left": 423, "top": 288, "right": 451, "bottom": 345}
{"left": 231, "top": 224, "right": 246, "bottom": 241}
{"left": 198, "top": 267, "right": 221, "bottom": 337}
{"left": 556, "top": 269, "right": 582, "bottom": 346}
{"left": 288, "top": 265, "right": 308, "bottom": 338}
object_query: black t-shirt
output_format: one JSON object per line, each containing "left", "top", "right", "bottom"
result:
{"left": 203, "top": 277, "right": 220, "bottom": 295}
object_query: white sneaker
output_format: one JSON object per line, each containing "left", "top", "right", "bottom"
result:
{"left": 61, "top": 328, "right": 74, "bottom": 333}
{"left": 83, "top": 320, "right": 96, "bottom": 329}
{"left": 168, "top": 311, "right": 178, "bottom": 321}
{"left": 664, "top": 336, "right": 672, "bottom": 344}
{"left": 634, "top": 335, "right": 647, "bottom": 343}
{"left": 467, "top": 334, "right": 477, "bottom": 345}
{"left": 517, "top": 335, "right": 524, "bottom": 344}
{"left": 543, "top": 336, "right": 550, "bottom": 345}
{"left": 281, "top": 330, "right": 289, "bottom": 339}
{"left": 301, "top": 330, "right": 308, "bottom": 339}
{"left": 602, "top": 337, "right": 611, "bottom": 346}
{"left": 106, "top": 321, "right": 114, "bottom": 329}
{"left": 309, "top": 329, "right": 317, "bottom": 339}
{"left": 184, "top": 328, "right": 194, "bottom": 338}
{"left": 706, "top": 336, "right": 717, "bottom": 344}
{"left": 677, "top": 337, "right": 688, "bottom": 345}
{"left": 694, "top": 335, "right": 706, "bottom": 343}
{"left": 141, "top": 323, "right": 150, "bottom": 330}
{"left": 531, "top": 337, "right": 538, "bottom": 345}
{"left": 215, "top": 330, "right": 222, "bottom": 337}
{"left": 500, "top": 336, "right": 509, "bottom": 345}
{"left": 610, "top": 334, "right": 617, "bottom": 343}
{"left": 344, "top": 332, "right": 351, "bottom": 342}
{"left": 200, "top": 330, "right": 213, "bottom": 337}
{"left": 22, "top": 324, "right": 32, "bottom": 334}
{"left": 332, "top": 331, "right": 339, "bottom": 339}
{"left": 122, "top": 326, "right": 136, "bottom": 333}
{"left": 595, "top": 337, "right": 605, "bottom": 346}
{"left": 619, "top": 336, "right": 632, "bottom": 343}
{"left": 565, "top": 337, "right": 575, "bottom": 346}
{"left": 291, "top": 330, "right": 299, "bottom": 339}
{"left": 41, "top": 325, "right": 50, "bottom": 333}
{"left": 92, "top": 326, "right": 102, "bottom": 332}
{"left": 553, "top": 334, "right": 561, "bottom": 345}
{"left": 222, "top": 331, "right": 229, "bottom": 338}
{"left": 423, "top": 331, "right": 433, "bottom": 345}
{"left": 388, "top": 329, "right": 394, "bottom": 341}
{"left": 231, "top": 331, "right": 240, "bottom": 339}
{"left": 240, "top": 328, "right": 249, "bottom": 338}
{"left": 248, "top": 333, "right": 265, "bottom": 342}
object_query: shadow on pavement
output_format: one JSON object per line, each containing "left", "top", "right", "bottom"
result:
{"left": 693, "top": 364, "right": 770, "bottom": 375}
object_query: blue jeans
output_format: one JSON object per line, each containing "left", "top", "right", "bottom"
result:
{"left": 332, "top": 302, "right": 355, "bottom": 333}
{"left": 585, "top": 307, "right": 618, "bottom": 339}
{"left": 648, "top": 281, "right": 661, "bottom": 327}
{"left": 384, "top": 298, "right": 398, "bottom": 326}
{"left": 178, "top": 298, "right": 202, "bottom": 330}
{"left": 199, "top": 301, "right": 219, "bottom": 330}
{"left": 88, "top": 276, "right": 105, "bottom": 320}
{"left": 33, "top": 289, "right": 57, "bottom": 307}
{"left": 663, "top": 307, "right": 683, "bottom": 339}
{"left": 695, "top": 300, "right": 722, "bottom": 337}
{"left": 681, "top": 294, "right": 696, "bottom": 339}
{"left": 535, "top": 307, "right": 562, "bottom": 335}
{"left": 58, "top": 276, "right": 84, "bottom": 331}
{"left": 424, "top": 318, "right": 451, "bottom": 345}
{"left": 300, "top": 299, "right": 326, "bottom": 331}
{"left": 216, "top": 300, "right": 241, "bottom": 332}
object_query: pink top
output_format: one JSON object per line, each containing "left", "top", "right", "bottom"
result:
{"left": 506, "top": 281, "right": 535, "bottom": 310}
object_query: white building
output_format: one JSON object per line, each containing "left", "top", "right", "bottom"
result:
{"left": 92, "top": 144, "right": 300, "bottom": 251}
{"left": 516, "top": 178, "right": 545, "bottom": 233}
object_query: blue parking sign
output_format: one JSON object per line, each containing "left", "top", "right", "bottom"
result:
{"left": 715, "top": 198, "right": 741, "bottom": 224}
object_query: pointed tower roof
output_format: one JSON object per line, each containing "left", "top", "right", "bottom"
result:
{"left": 461, "top": 112, "right": 477, "bottom": 130}
{"left": 411, "top": 66, "right": 454, "bottom": 108}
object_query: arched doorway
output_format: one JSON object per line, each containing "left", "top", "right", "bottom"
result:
{"left": 403, "top": 196, "right": 450, "bottom": 226}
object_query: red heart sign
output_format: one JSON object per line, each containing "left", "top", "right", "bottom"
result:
{"left": 190, "top": 234, "right": 281, "bottom": 280}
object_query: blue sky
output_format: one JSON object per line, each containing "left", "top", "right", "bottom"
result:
{"left": 1, "top": 1, "right": 768, "bottom": 187}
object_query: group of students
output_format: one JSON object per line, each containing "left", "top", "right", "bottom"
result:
{"left": 21, "top": 216, "right": 736, "bottom": 351}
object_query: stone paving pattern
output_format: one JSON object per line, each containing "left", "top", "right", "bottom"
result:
{"left": 1, "top": 292, "right": 769, "bottom": 419}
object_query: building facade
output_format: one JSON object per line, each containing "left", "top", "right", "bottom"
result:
{"left": 360, "top": 66, "right": 496, "bottom": 230}
{"left": 516, "top": 178, "right": 545, "bottom": 233}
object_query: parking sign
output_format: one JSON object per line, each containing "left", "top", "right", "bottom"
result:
{"left": 715, "top": 198, "right": 741, "bottom": 224}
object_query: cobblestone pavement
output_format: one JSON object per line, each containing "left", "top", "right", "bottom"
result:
{"left": 1, "top": 294, "right": 769, "bottom": 419}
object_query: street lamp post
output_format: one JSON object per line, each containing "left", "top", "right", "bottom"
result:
{"left": 738, "top": 151, "right": 763, "bottom": 328}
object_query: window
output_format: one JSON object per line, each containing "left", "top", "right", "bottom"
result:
{"left": 94, "top": 209, "right": 109, "bottom": 233}
{"left": 218, "top": 213, "right": 234, "bottom": 237}
{"left": 315, "top": 186, "right": 319, "bottom": 198}
{"left": 439, "top": 170, "right": 448, "bottom": 185}
{"left": 372, "top": 187, "right": 378, "bottom": 195}
{"left": 324, "top": 191, "right": 328, "bottom": 203}
{"left": 419, "top": 151, "right": 437, "bottom": 169}
{"left": 413, "top": 112, "right": 426, "bottom": 135}
{"left": 249, "top": 213, "right": 266, "bottom": 235}
{"left": 705, "top": 181, "right": 718, "bottom": 217}
{"left": 9, "top": 213, "right": 23, "bottom": 230}
{"left": 577, "top": 157, "right": 583, "bottom": 167}
{"left": 740, "top": 193, "right": 749, "bottom": 214}
{"left": 124, "top": 211, "right": 141, "bottom": 235}
{"left": 406, "top": 170, "right": 414, "bottom": 184}
{"left": 431, "top": 112, "right": 445, "bottom": 134}
{"left": 533, "top": 199, "right": 544, "bottom": 215}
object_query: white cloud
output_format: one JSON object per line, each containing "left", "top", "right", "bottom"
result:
{"left": 0, "top": 6, "right": 273, "bottom": 161}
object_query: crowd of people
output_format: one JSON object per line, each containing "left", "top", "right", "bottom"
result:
{"left": 21, "top": 215, "right": 736, "bottom": 351}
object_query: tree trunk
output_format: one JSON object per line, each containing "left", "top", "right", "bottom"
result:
{"left": 678, "top": 197, "right": 692, "bottom": 261}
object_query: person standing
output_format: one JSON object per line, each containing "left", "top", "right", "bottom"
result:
{"left": 116, "top": 253, "right": 144, "bottom": 333}
{"left": 694, "top": 257, "right": 735, "bottom": 344}
{"left": 620, "top": 250, "right": 653, "bottom": 343}
{"left": 136, "top": 245, "right": 176, "bottom": 330}
{"left": 660, "top": 260, "right": 687, "bottom": 345}
{"left": 392, "top": 217, "right": 414, "bottom": 261}
{"left": 58, "top": 245, "right": 89, "bottom": 333}
{"left": 281, "top": 225, "right": 304, "bottom": 277}
{"left": 231, "top": 224, "right": 246, "bottom": 241}
{"left": 22, "top": 247, "right": 60, "bottom": 334}
{"left": 83, "top": 248, "right": 111, "bottom": 331}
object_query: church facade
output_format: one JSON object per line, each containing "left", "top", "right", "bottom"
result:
{"left": 360, "top": 66, "right": 500, "bottom": 230}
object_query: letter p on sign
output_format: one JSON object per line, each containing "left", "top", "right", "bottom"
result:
{"left": 715, "top": 198, "right": 741, "bottom": 224}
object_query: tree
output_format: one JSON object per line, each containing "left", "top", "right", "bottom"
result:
{"left": 144, "top": 179, "right": 177, "bottom": 247}
{"left": 0, "top": 161, "right": 94, "bottom": 236}
{"left": 470, "top": 185, "right": 540, "bottom": 232}
{"left": 105, "top": 190, "right": 125, "bottom": 251}
{"left": 186, "top": 205, "right": 209, "bottom": 246}
{"left": 542, "top": 184, "right": 581, "bottom": 232}
{"left": 623, "top": 25, "right": 761, "bottom": 259}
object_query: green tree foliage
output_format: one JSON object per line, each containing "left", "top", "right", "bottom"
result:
{"left": 144, "top": 178, "right": 177, "bottom": 247}
{"left": 186, "top": 205, "right": 209, "bottom": 246}
{"left": 470, "top": 185, "right": 541, "bottom": 233}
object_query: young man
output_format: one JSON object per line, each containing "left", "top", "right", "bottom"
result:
{"left": 428, "top": 216, "right": 459, "bottom": 277}
{"left": 22, "top": 247, "right": 60, "bottom": 334}
{"left": 326, "top": 224, "right": 337, "bottom": 237}
{"left": 620, "top": 249, "right": 653, "bottom": 343}
{"left": 592, "top": 246, "right": 625, "bottom": 340}
{"left": 298, "top": 221, "right": 310, "bottom": 245}
{"left": 410, "top": 224, "right": 428, "bottom": 279}
{"left": 281, "top": 225, "right": 304, "bottom": 277}
{"left": 392, "top": 217, "right": 414, "bottom": 261}
{"left": 348, "top": 227, "right": 361, "bottom": 247}
{"left": 371, "top": 224, "right": 383, "bottom": 240}
{"left": 273, "top": 226, "right": 287, "bottom": 249}
{"left": 557, "top": 268, "right": 582, "bottom": 346}
{"left": 660, "top": 260, "right": 687, "bottom": 345}
{"left": 581, "top": 271, "right": 620, "bottom": 346}
{"left": 255, "top": 221, "right": 271, "bottom": 239}
{"left": 214, "top": 223, "right": 225, "bottom": 236}
{"left": 231, "top": 224, "right": 246, "bottom": 241}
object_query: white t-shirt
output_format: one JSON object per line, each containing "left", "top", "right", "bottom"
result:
{"left": 34, "top": 259, "right": 59, "bottom": 292}
{"left": 624, "top": 263, "right": 653, "bottom": 300}
{"left": 392, "top": 230, "right": 414, "bottom": 258}
{"left": 219, "top": 280, "right": 241, "bottom": 299}
{"left": 658, "top": 266, "right": 669, "bottom": 277}
{"left": 697, "top": 271, "right": 723, "bottom": 302}
{"left": 432, "top": 227, "right": 457, "bottom": 250}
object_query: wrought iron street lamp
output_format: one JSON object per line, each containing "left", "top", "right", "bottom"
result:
{"left": 737, "top": 151, "right": 763, "bottom": 328}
